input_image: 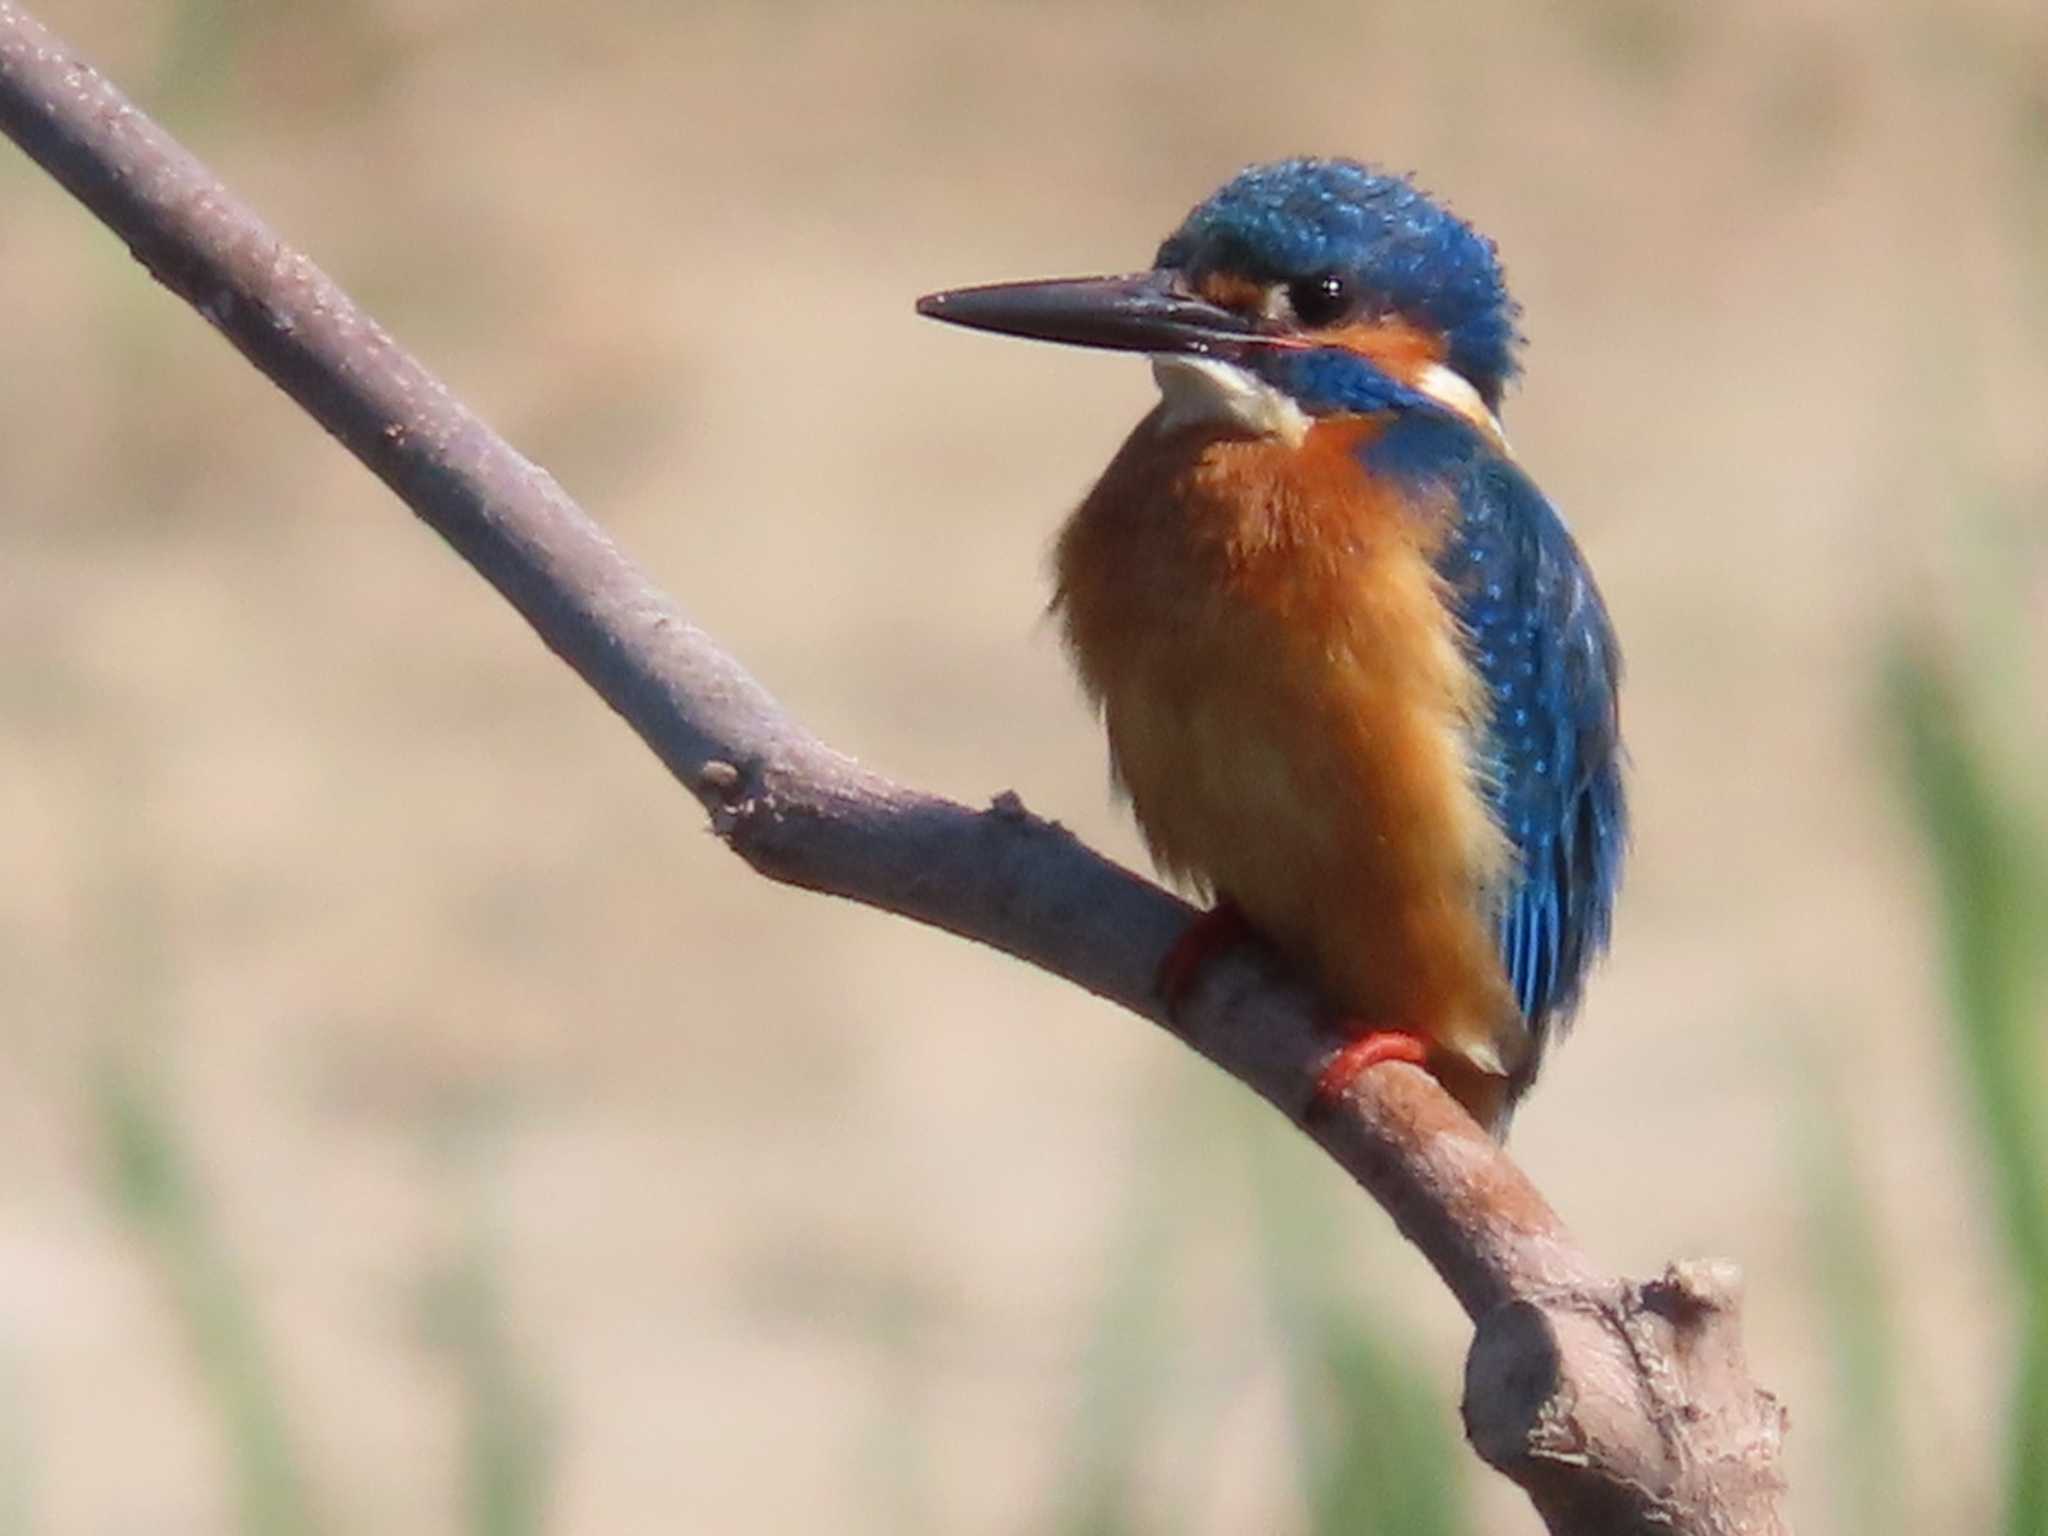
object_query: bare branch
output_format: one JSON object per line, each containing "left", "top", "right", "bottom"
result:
{"left": 0, "top": 6, "right": 1789, "bottom": 1531}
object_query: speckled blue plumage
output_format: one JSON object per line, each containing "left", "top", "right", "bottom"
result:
{"left": 1156, "top": 157, "right": 1522, "bottom": 408}
{"left": 1369, "top": 414, "right": 1627, "bottom": 1092}
{"left": 1268, "top": 348, "right": 1435, "bottom": 417}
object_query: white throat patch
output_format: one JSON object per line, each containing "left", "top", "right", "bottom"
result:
{"left": 1150, "top": 355, "right": 1310, "bottom": 447}
{"left": 1150, "top": 353, "right": 1507, "bottom": 452}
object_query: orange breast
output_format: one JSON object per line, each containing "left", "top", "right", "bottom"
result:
{"left": 1054, "top": 410, "right": 1527, "bottom": 1094}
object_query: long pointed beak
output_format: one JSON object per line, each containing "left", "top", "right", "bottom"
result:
{"left": 915, "top": 271, "right": 1260, "bottom": 358}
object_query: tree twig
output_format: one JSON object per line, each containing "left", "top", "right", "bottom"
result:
{"left": 0, "top": 5, "right": 1789, "bottom": 1530}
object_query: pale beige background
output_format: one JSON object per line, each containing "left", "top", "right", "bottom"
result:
{"left": 1, "top": 1, "right": 2042, "bottom": 1532}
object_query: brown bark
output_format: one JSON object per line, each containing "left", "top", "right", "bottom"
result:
{"left": 0, "top": 6, "right": 1789, "bottom": 1530}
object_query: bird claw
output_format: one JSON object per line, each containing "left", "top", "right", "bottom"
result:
{"left": 1160, "top": 913, "right": 1431, "bottom": 1119}
{"left": 1310, "top": 1027, "right": 1430, "bottom": 1116}
{"left": 1156, "top": 900, "right": 1255, "bottom": 1015}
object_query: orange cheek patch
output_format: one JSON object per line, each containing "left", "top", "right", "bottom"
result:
{"left": 1313, "top": 316, "right": 1446, "bottom": 387}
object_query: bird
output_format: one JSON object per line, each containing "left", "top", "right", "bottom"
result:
{"left": 916, "top": 158, "right": 1625, "bottom": 1135}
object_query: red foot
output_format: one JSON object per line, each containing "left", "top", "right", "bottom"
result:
{"left": 1157, "top": 900, "right": 1255, "bottom": 1014}
{"left": 1310, "top": 1028, "right": 1430, "bottom": 1116}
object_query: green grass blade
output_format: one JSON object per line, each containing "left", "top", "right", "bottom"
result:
{"left": 1304, "top": 1314, "right": 1468, "bottom": 1536}
{"left": 420, "top": 1118, "right": 554, "bottom": 1536}
{"left": 1888, "top": 651, "right": 2048, "bottom": 1278}
{"left": 2011, "top": 1318, "right": 2048, "bottom": 1536}
{"left": 0, "top": 1350, "right": 28, "bottom": 1536}
{"left": 98, "top": 1067, "right": 324, "bottom": 1536}
{"left": 1238, "top": 1103, "right": 1468, "bottom": 1536}
{"left": 441, "top": 1245, "right": 552, "bottom": 1536}
{"left": 1887, "top": 644, "right": 2048, "bottom": 1536}
{"left": 1796, "top": 1071, "right": 1907, "bottom": 1536}
{"left": 1046, "top": 1077, "right": 1203, "bottom": 1536}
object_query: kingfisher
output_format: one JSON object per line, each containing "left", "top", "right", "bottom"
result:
{"left": 917, "top": 158, "right": 1625, "bottom": 1134}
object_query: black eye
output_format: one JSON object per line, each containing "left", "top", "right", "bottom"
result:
{"left": 1286, "top": 272, "right": 1354, "bottom": 327}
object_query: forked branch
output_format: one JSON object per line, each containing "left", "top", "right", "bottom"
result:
{"left": 0, "top": 6, "right": 1787, "bottom": 1531}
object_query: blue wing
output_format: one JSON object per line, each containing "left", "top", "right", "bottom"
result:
{"left": 1369, "top": 417, "right": 1627, "bottom": 1095}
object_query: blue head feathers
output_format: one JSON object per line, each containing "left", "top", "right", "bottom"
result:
{"left": 1156, "top": 158, "right": 1522, "bottom": 410}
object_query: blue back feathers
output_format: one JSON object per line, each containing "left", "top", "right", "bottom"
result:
{"left": 1156, "top": 158, "right": 1522, "bottom": 409}
{"left": 1367, "top": 416, "right": 1628, "bottom": 1086}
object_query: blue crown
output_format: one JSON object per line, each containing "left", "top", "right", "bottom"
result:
{"left": 1156, "top": 158, "right": 1521, "bottom": 408}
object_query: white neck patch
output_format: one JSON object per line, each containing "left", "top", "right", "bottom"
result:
{"left": 1414, "top": 362, "right": 1508, "bottom": 448}
{"left": 1149, "top": 353, "right": 1508, "bottom": 453}
{"left": 1150, "top": 355, "right": 1311, "bottom": 447}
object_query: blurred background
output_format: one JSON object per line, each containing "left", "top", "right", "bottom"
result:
{"left": 1, "top": 1, "right": 2044, "bottom": 1532}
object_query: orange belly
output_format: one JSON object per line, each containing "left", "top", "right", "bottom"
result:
{"left": 1054, "top": 410, "right": 1527, "bottom": 1098}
